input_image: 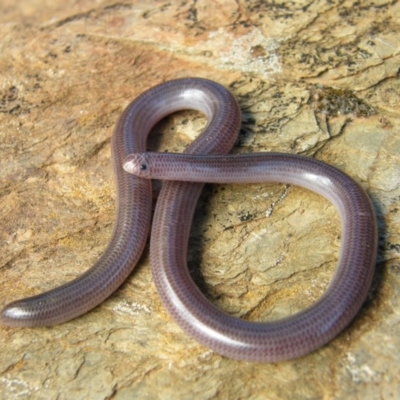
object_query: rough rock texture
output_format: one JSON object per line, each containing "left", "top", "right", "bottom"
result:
{"left": 0, "top": 1, "right": 399, "bottom": 399}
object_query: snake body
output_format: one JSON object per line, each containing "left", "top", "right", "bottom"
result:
{"left": 1, "top": 78, "right": 377, "bottom": 362}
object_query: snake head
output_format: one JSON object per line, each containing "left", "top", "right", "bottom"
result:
{"left": 123, "top": 153, "right": 151, "bottom": 178}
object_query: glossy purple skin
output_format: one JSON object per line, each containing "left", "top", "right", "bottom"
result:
{"left": 1, "top": 78, "right": 238, "bottom": 326}
{"left": 125, "top": 151, "right": 377, "bottom": 361}
{"left": 2, "top": 78, "right": 377, "bottom": 363}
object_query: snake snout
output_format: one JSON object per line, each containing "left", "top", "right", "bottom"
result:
{"left": 123, "top": 153, "right": 149, "bottom": 177}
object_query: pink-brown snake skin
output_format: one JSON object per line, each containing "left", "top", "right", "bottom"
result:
{"left": 2, "top": 78, "right": 377, "bottom": 362}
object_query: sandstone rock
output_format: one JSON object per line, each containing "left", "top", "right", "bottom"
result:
{"left": 1, "top": 1, "right": 399, "bottom": 399}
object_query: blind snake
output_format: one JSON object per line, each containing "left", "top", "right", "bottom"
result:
{"left": 1, "top": 78, "right": 377, "bottom": 362}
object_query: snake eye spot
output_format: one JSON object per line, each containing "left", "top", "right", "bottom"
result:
{"left": 140, "top": 164, "right": 147, "bottom": 171}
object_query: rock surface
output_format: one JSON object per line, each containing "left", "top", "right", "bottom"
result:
{"left": 0, "top": 1, "right": 399, "bottom": 399}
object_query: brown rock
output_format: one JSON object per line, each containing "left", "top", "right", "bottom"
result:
{"left": 1, "top": 0, "right": 399, "bottom": 399}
